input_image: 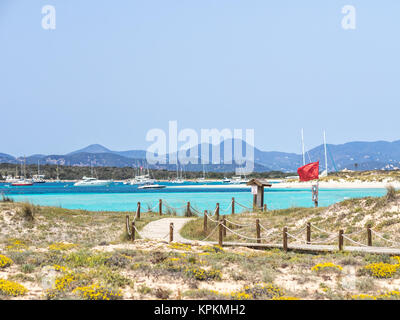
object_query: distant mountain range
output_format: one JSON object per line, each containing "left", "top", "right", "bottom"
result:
{"left": 2, "top": 140, "right": 400, "bottom": 173}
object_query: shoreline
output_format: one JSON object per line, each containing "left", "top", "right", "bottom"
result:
{"left": 168, "top": 181, "right": 396, "bottom": 190}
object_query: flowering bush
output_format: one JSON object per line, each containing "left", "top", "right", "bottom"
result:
{"left": 311, "top": 262, "right": 343, "bottom": 273}
{"left": 5, "top": 239, "right": 27, "bottom": 252}
{"left": 48, "top": 243, "right": 77, "bottom": 251}
{"left": 352, "top": 291, "right": 400, "bottom": 300}
{"left": 0, "top": 255, "right": 13, "bottom": 268}
{"left": 0, "top": 279, "right": 28, "bottom": 296}
{"left": 363, "top": 262, "right": 398, "bottom": 278}
{"left": 185, "top": 267, "right": 222, "bottom": 281}
{"left": 244, "top": 283, "right": 284, "bottom": 299}
{"left": 73, "top": 284, "right": 121, "bottom": 300}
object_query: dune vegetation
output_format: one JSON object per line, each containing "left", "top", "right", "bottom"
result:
{"left": 1, "top": 189, "right": 400, "bottom": 300}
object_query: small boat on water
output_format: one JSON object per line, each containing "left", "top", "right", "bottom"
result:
{"left": 11, "top": 179, "right": 33, "bottom": 186}
{"left": 222, "top": 177, "right": 230, "bottom": 183}
{"left": 138, "top": 183, "right": 166, "bottom": 190}
{"left": 229, "top": 176, "right": 249, "bottom": 184}
{"left": 74, "top": 177, "right": 112, "bottom": 187}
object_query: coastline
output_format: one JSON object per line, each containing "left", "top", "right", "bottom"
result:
{"left": 167, "top": 181, "right": 397, "bottom": 190}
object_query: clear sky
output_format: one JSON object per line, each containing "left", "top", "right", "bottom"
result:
{"left": 1, "top": 0, "right": 400, "bottom": 157}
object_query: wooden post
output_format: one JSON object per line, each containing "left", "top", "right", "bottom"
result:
{"left": 131, "top": 221, "right": 135, "bottom": 242}
{"left": 253, "top": 194, "right": 257, "bottom": 210}
{"left": 231, "top": 197, "right": 235, "bottom": 215}
{"left": 216, "top": 203, "right": 220, "bottom": 220}
{"left": 263, "top": 204, "right": 267, "bottom": 212}
{"left": 136, "top": 202, "right": 141, "bottom": 220}
{"left": 306, "top": 222, "right": 311, "bottom": 244}
{"left": 222, "top": 216, "right": 226, "bottom": 237}
{"left": 283, "top": 227, "right": 288, "bottom": 252}
{"left": 256, "top": 218, "right": 261, "bottom": 243}
{"left": 159, "top": 199, "right": 162, "bottom": 216}
{"left": 186, "top": 202, "right": 191, "bottom": 217}
{"left": 203, "top": 210, "right": 208, "bottom": 233}
{"left": 126, "top": 215, "right": 130, "bottom": 234}
{"left": 218, "top": 220, "right": 223, "bottom": 247}
{"left": 169, "top": 223, "right": 174, "bottom": 243}
{"left": 367, "top": 224, "right": 372, "bottom": 246}
{"left": 339, "top": 229, "right": 344, "bottom": 251}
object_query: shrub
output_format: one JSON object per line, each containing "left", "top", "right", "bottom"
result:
{"left": 185, "top": 267, "right": 222, "bottom": 281}
{"left": 0, "top": 279, "right": 28, "bottom": 296}
{"left": 1, "top": 192, "right": 13, "bottom": 202}
{"left": 386, "top": 185, "right": 396, "bottom": 202}
{"left": 73, "top": 284, "right": 121, "bottom": 300}
{"left": 154, "top": 288, "right": 171, "bottom": 299}
{"left": 0, "top": 255, "right": 13, "bottom": 268}
{"left": 244, "top": 283, "right": 284, "bottom": 299}
{"left": 363, "top": 262, "right": 398, "bottom": 278}
{"left": 311, "top": 262, "right": 343, "bottom": 273}
{"left": 20, "top": 203, "right": 35, "bottom": 221}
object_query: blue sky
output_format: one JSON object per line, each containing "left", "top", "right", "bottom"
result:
{"left": 1, "top": 0, "right": 400, "bottom": 156}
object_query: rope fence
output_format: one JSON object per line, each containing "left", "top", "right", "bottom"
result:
{"left": 123, "top": 199, "right": 400, "bottom": 254}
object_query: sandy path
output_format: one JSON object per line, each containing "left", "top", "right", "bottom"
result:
{"left": 139, "top": 218, "right": 195, "bottom": 242}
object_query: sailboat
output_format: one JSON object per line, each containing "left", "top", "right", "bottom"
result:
{"left": 171, "top": 164, "right": 185, "bottom": 183}
{"left": 32, "top": 160, "right": 46, "bottom": 183}
{"left": 127, "top": 166, "right": 156, "bottom": 185}
{"left": 196, "top": 164, "right": 207, "bottom": 182}
{"left": 11, "top": 157, "right": 33, "bottom": 186}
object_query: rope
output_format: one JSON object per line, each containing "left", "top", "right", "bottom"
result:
{"left": 286, "top": 231, "right": 306, "bottom": 244}
{"left": 234, "top": 200, "right": 252, "bottom": 210}
{"left": 342, "top": 234, "right": 368, "bottom": 247}
{"left": 201, "top": 224, "right": 220, "bottom": 241}
{"left": 205, "top": 212, "right": 219, "bottom": 223}
{"left": 343, "top": 229, "right": 365, "bottom": 236}
{"left": 310, "top": 224, "right": 336, "bottom": 236}
{"left": 371, "top": 230, "right": 400, "bottom": 247}
{"left": 132, "top": 225, "right": 145, "bottom": 239}
{"left": 224, "top": 218, "right": 253, "bottom": 228}
{"left": 219, "top": 201, "right": 233, "bottom": 213}
{"left": 223, "top": 224, "right": 264, "bottom": 241}
{"left": 290, "top": 226, "right": 308, "bottom": 238}
{"left": 259, "top": 223, "right": 270, "bottom": 232}
{"left": 308, "top": 234, "right": 337, "bottom": 245}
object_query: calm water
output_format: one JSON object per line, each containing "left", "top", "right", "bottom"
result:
{"left": 0, "top": 182, "right": 386, "bottom": 214}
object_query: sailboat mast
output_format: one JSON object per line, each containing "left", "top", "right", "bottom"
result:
{"left": 323, "top": 130, "right": 328, "bottom": 175}
{"left": 301, "top": 128, "right": 305, "bottom": 165}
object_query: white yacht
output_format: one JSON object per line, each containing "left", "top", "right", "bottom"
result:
{"left": 128, "top": 174, "right": 156, "bottom": 185}
{"left": 74, "top": 177, "right": 112, "bottom": 187}
{"left": 32, "top": 174, "right": 46, "bottom": 183}
{"left": 229, "top": 175, "right": 249, "bottom": 184}
{"left": 138, "top": 183, "right": 166, "bottom": 190}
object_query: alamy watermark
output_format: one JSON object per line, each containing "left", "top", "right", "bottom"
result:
{"left": 145, "top": 121, "right": 255, "bottom": 175}
{"left": 41, "top": 5, "right": 56, "bottom": 30}
{"left": 341, "top": 5, "right": 356, "bottom": 30}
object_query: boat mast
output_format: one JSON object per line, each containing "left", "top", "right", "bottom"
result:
{"left": 301, "top": 128, "right": 305, "bottom": 165}
{"left": 323, "top": 130, "right": 328, "bottom": 175}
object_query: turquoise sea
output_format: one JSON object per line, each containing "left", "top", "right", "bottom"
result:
{"left": 0, "top": 182, "right": 386, "bottom": 214}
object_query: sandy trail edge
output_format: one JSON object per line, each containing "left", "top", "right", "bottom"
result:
{"left": 139, "top": 218, "right": 196, "bottom": 242}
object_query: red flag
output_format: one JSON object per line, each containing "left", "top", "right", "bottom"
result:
{"left": 297, "top": 161, "right": 319, "bottom": 182}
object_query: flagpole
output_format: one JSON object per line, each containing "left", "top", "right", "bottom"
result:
{"left": 301, "top": 128, "right": 305, "bottom": 166}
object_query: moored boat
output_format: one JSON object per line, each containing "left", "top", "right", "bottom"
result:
{"left": 73, "top": 177, "right": 112, "bottom": 187}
